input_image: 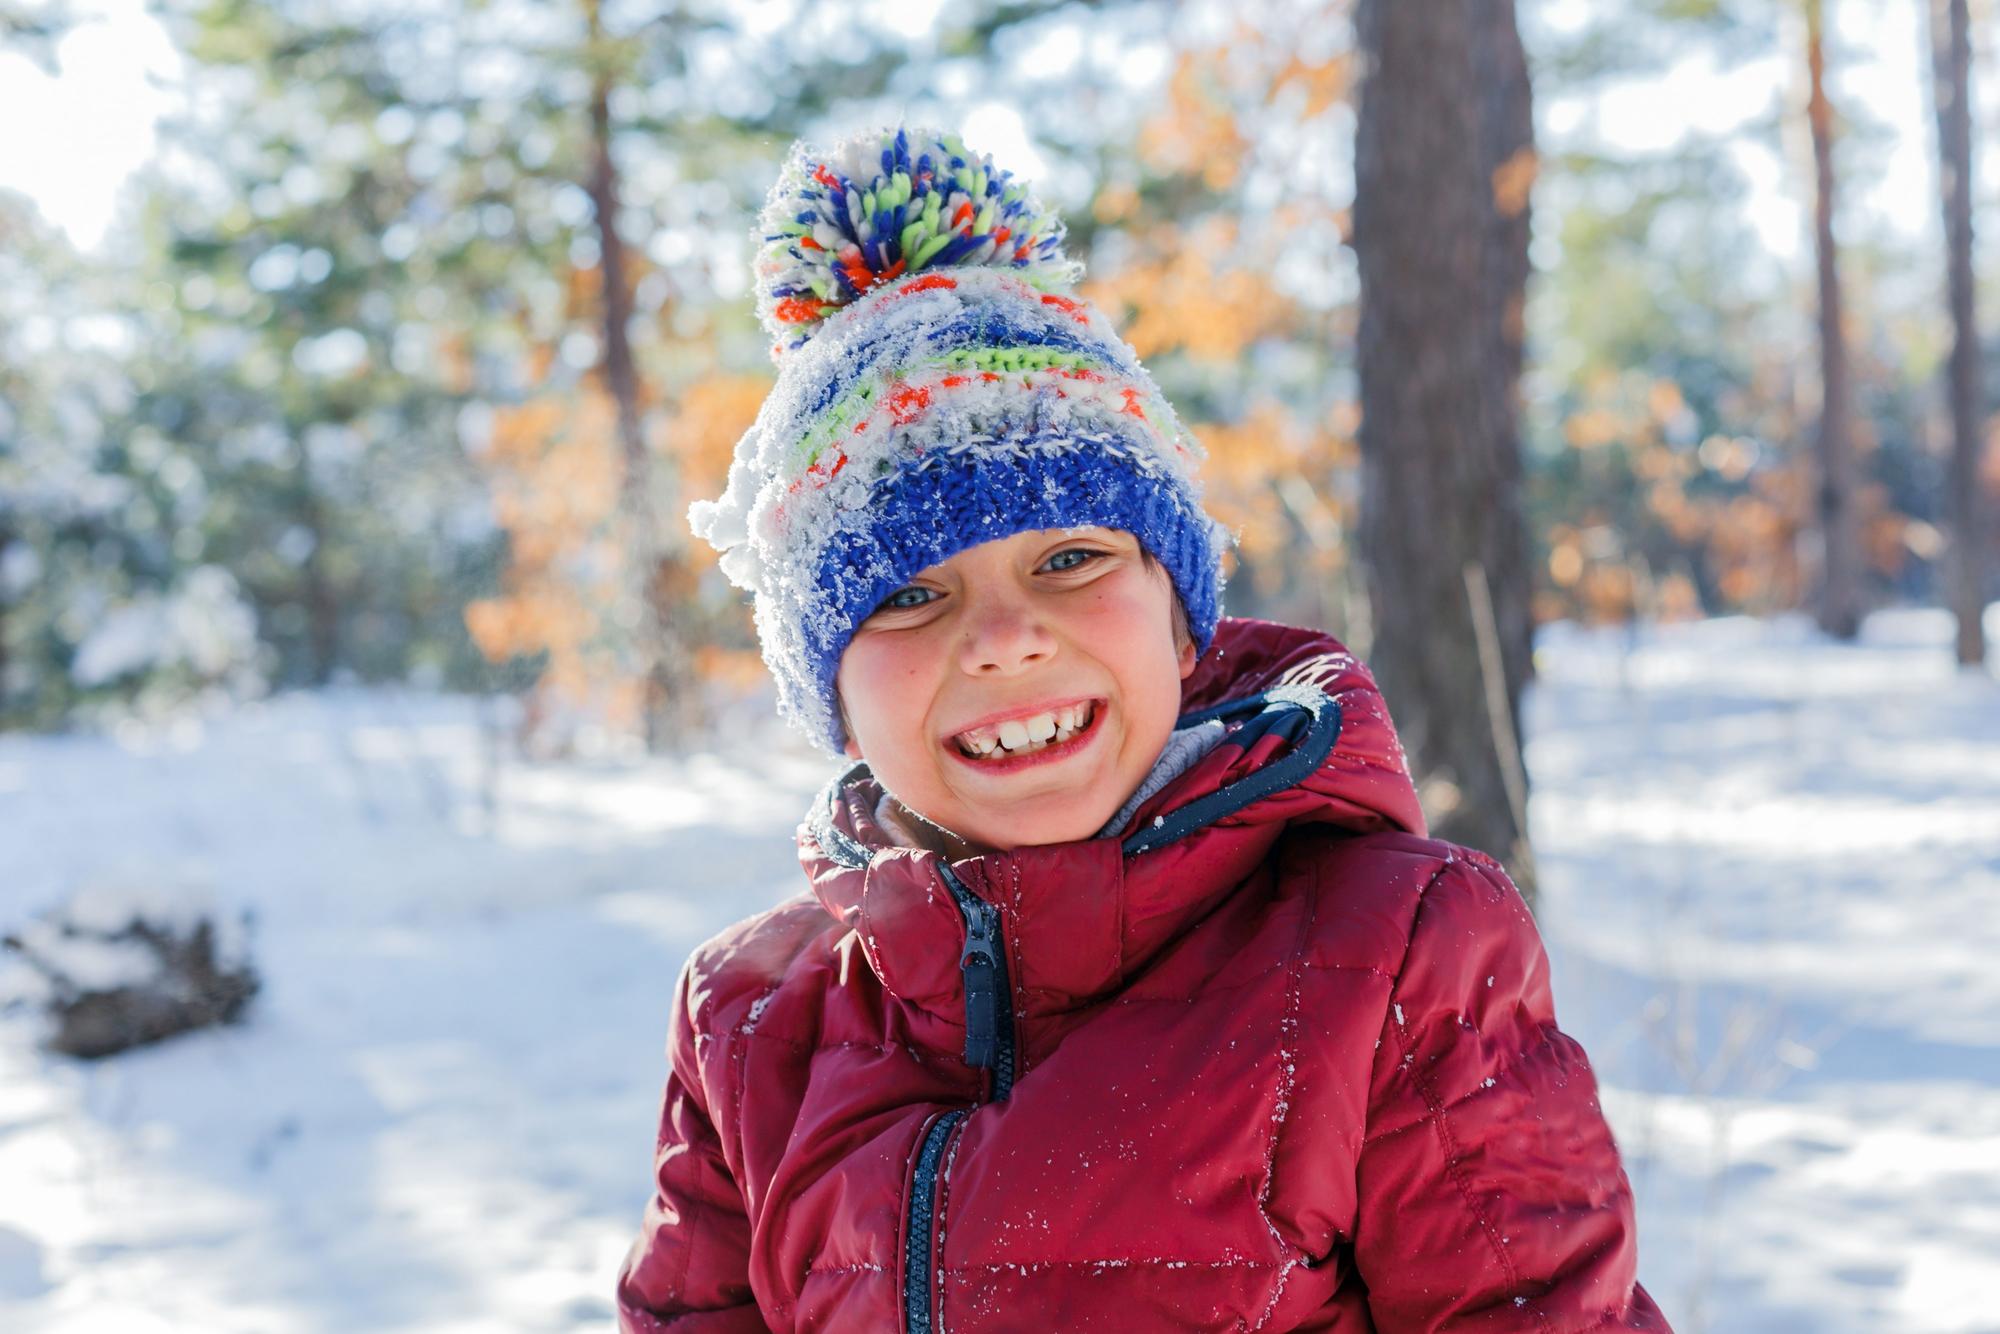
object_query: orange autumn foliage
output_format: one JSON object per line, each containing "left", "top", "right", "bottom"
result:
{"left": 1081, "top": 220, "right": 1295, "bottom": 363}
{"left": 1138, "top": 49, "right": 1251, "bottom": 190}
{"left": 1490, "top": 146, "right": 1538, "bottom": 220}
{"left": 1191, "top": 400, "right": 1357, "bottom": 605}
{"left": 1271, "top": 45, "right": 1350, "bottom": 120}
{"left": 1138, "top": 25, "right": 1350, "bottom": 191}
{"left": 666, "top": 371, "right": 773, "bottom": 542}
{"left": 464, "top": 387, "right": 634, "bottom": 723}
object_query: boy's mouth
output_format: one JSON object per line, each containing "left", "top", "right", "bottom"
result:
{"left": 947, "top": 698, "right": 1100, "bottom": 764}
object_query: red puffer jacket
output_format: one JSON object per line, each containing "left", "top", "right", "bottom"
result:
{"left": 617, "top": 618, "right": 1668, "bottom": 1332}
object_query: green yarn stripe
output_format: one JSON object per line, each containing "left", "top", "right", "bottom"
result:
{"left": 786, "top": 348, "right": 1124, "bottom": 473}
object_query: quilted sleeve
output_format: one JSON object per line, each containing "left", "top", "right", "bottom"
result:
{"left": 1353, "top": 851, "right": 1671, "bottom": 1332}
{"left": 615, "top": 959, "right": 771, "bottom": 1334}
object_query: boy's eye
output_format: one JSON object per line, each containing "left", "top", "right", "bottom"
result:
{"left": 878, "top": 585, "right": 935, "bottom": 612}
{"left": 1043, "top": 547, "right": 1103, "bottom": 573}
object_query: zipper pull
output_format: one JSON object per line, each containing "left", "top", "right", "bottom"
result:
{"left": 959, "top": 902, "right": 1000, "bottom": 1069}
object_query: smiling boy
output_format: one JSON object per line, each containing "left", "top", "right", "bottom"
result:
{"left": 836, "top": 527, "right": 1195, "bottom": 857}
{"left": 617, "top": 127, "right": 1668, "bottom": 1332}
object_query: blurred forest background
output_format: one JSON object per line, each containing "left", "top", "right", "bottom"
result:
{"left": 2, "top": 0, "right": 1996, "bottom": 846}
{"left": 5, "top": 4, "right": 2000, "bottom": 1329}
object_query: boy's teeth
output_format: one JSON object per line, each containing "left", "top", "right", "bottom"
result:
{"left": 955, "top": 702, "right": 1093, "bottom": 759}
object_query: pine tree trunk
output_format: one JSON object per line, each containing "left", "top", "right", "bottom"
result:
{"left": 1930, "top": 0, "right": 1989, "bottom": 667}
{"left": 0, "top": 522, "right": 11, "bottom": 722}
{"left": 1806, "top": 0, "right": 1864, "bottom": 640}
{"left": 583, "top": 0, "right": 701, "bottom": 749}
{"left": 296, "top": 449, "right": 338, "bottom": 686}
{"left": 1473, "top": 0, "right": 1538, "bottom": 741}
{"left": 1353, "top": 0, "right": 1538, "bottom": 900}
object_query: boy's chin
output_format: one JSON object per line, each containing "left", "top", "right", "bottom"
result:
{"left": 949, "top": 791, "right": 1121, "bottom": 852}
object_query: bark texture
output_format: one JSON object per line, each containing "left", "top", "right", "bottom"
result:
{"left": 1806, "top": 0, "right": 1865, "bottom": 640}
{"left": 1930, "top": 0, "right": 1989, "bottom": 667}
{"left": 1352, "top": 0, "right": 1537, "bottom": 895}
{"left": 584, "top": 0, "right": 702, "bottom": 748}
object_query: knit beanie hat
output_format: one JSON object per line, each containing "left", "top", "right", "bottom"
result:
{"left": 688, "top": 125, "right": 1231, "bottom": 755}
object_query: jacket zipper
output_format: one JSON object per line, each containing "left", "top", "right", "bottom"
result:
{"left": 849, "top": 690, "right": 1342, "bottom": 1332}
{"left": 939, "top": 862, "right": 1016, "bottom": 1100}
{"left": 902, "top": 1108, "right": 967, "bottom": 1334}
{"left": 902, "top": 863, "right": 1017, "bottom": 1333}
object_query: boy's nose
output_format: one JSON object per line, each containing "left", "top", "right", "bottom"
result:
{"left": 957, "top": 599, "right": 1058, "bottom": 676}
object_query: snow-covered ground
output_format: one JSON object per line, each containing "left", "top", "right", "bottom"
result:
{"left": 1528, "top": 608, "right": 2000, "bottom": 1333}
{"left": 1, "top": 608, "right": 1995, "bottom": 1332}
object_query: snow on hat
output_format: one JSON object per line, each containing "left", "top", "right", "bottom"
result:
{"left": 688, "top": 125, "right": 1231, "bottom": 755}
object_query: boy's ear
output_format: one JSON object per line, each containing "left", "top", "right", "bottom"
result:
{"left": 836, "top": 692, "right": 863, "bottom": 758}
{"left": 1177, "top": 633, "right": 1199, "bottom": 680}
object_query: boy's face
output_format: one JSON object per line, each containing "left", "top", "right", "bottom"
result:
{"left": 836, "top": 526, "right": 1197, "bottom": 854}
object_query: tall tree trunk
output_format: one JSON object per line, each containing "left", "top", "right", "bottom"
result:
{"left": 1930, "top": 0, "right": 1989, "bottom": 667}
{"left": 1353, "top": 0, "right": 1538, "bottom": 899}
{"left": 0, "top": 522, "right": 11, "bottom": 722}
{"left": 296, "top": 447, "right": 338, "bottom": 686}
{"left": 1805, "top": 0, "right": 1864, "bottom": 640}
{"left": 583, "top": 0, "right": 701, "bottom": 749}
{"left": 1474, "top": 0, "right": 1538, "bottom": 744}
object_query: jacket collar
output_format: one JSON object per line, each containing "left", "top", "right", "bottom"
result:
{"left": 796, "top": 618, "right": 1426, "bottom": 1023}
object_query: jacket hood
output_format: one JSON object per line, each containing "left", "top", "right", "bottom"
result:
{"left": 795, "top": 617, "right": 1424, "bottom": 1023}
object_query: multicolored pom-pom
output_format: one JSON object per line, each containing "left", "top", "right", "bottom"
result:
{"left": 751, "top": 125, "right": 1083, "bottom": 356}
